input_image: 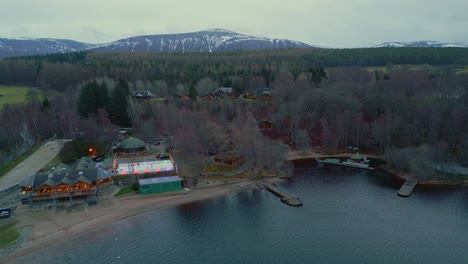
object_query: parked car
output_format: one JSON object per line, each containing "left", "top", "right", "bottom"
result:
{"left": 92, "top": 155, "right": 105, "bottom": 162}
{"left": 156, "top": 153, "right": 170, "bottom": 160}
{"left": 0, "top": 211, "right": 10, "bottom": 219}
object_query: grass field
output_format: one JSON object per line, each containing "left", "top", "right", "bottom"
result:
{"left": 0, "top": 224, "right": 20, "bottom": 249}
{"left": 114, "top": 185, "right": 135, "bottom": 196}
{"left": 456, "top": 66, "right": 468, "bottom": 75}
{"left": 0, "top": 85, "right": 32, "bottom": 109}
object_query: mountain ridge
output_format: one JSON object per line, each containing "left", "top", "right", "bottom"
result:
{"left": 1, "top": 29, "right": 467, "bottom": 59}
{"left": 374, "top": 41, "right": 467, "bottom": 48}
{"left": 0, "top": 28, "right": 311, "bottom": 58}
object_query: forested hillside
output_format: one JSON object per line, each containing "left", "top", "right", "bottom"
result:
{"left": 1, "top": 47, "right": 468, "bottom": 178}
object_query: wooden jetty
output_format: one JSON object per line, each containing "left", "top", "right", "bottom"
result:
{"left": 262, "top": 182, "right": 303, "bottom": 207}
{"left": 398, "top": 179, "right": 418, "bottom": 197}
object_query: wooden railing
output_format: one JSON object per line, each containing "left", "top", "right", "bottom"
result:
{"left": 30, "top": 187, "right": 97, "bottom": 200}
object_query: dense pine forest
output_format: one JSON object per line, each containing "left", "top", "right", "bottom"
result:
{"left": 1, "top": 47, "right": 468, "bottom": 179}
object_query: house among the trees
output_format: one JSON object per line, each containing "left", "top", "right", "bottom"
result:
{"left": 257, "top": 120, "right": 273, "bottom": 130}
{"left": 213, "top": 87, "right": 233, "bottom": 98}
{"left": 258, "top": 91, "right": 272, "bottom": 101}
{"left": 242, "top": 91, "right": 256, "bottom": 100}
{"left": 213, "top": 151, "right": 245, "bottom": 167}
{"left": 179, "top": 95, "right": 191, "bottom": 100}
{"left": 228, "top": 92, "right": 239, "bottom": 99}
{"left": 132, "top": 91, "right": 154, "bottom": 100}
{"left": 200, "top": 94, "right": 215, "bottom": 100}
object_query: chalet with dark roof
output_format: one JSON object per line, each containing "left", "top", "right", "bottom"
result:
{"left": 213, "top": 87, "right": 233, "bottom": 98}
{"left": 132, "top": 91, "right": 154, "bottom": 100}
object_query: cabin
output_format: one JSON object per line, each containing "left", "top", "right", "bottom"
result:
{"left": 213, "top": 87, "right": 233, "bottom": 98}
{"left": 228, "top": 92, "right": 239, "bottom": 99}
{"left": 258, "top": 92, "right": 272, "bottom": 101}
{"left": 257, "top": 120, "right": 273, "bottom": 130}
{"left": 213, "top": 152, "right": 245, "bottom": 167}
{"left": 200, "top": 94, "right": 215, "bottom": 100}
{"left": 243, "top": 91, "right": 256, "bottom": 100}
{"left": 132, "top": 91, "right": 154, "bottom": 100}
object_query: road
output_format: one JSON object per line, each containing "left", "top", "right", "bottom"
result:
{"left": 0, "top": 139, "right": 70, "bottom": 192}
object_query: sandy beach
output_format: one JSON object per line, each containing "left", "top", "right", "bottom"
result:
{"left": 2, "top": 181, "right": 257, "bottom": 263}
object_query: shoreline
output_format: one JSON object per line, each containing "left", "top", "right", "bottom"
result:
{"left": 2, "top": 181, "right": 258, "bottom": 263}
{"left": 289, "top": 151, "right": 468, "bottom": 187}
{"left": 378, "top": 165, "right": 468, "bottom": 187}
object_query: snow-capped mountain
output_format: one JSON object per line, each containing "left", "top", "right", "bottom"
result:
{"left": 0, "top": 29, "right": 311, "bottom": 58}
{"left": 375, "top": 41, "right": 467, "bottom": 48}
{"left": 0, "top": 37, "right": 95, "bottom": 58}
{"left": 91, "top": 28, "right": 311, "bottom": 53}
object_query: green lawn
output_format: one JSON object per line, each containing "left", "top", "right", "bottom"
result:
{"left": 200, "top": 163, "right": 239, "bottom": 173}
{"left": 0, "top": 86, "right": 32, "bottom": 109}
{"left": 456, "top": 66, "right": 468, "bottom": 75}
{"left": 0, "top": 224, "right": 20, "bottom": 248}
{"left": 114, "top": 186, "right": 135, "bottom": 197}
{"left": 149, "top": 97, "right": 167, "bottom": 103}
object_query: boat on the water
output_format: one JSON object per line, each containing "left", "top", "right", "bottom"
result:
{"left": 342, "top": 153, "right": 371, "bottom": 168}
{"left": 317, "top": 153, "right": 374, "bottom": 170}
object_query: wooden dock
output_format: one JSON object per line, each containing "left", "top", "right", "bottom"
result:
{"left": 261, "top": 182, "right": 303, "bottom": 207}
{"left": 398, "top": 179, "right": 418, "bottom": 197}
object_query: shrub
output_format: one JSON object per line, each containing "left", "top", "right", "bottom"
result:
{"left": 132, "top": 182, "right": 140, "bottom": 191}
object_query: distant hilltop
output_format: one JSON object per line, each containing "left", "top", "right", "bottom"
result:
{"left": 0, "top": 28, "right": 312, "bottom": 59}
{"left": 374, "top": 41, "right": 467, "bottom": 48}
{"left": 1, "top": 29, "right": 467, "bottom": 59}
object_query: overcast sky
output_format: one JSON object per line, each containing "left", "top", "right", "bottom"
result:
{"left": 1, "top": 0, "right": 467, "bottom": 48}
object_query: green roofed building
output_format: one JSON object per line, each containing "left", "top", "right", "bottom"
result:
{"left": 117, "top": 137, "right": 146, "bottom": 156}
{"left": 139, "top": 176, "right": 182, "bottom": 195}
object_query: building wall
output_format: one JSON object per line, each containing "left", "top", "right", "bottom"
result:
{"left": 139, "top": 180, "right": 182, "bottom": 195}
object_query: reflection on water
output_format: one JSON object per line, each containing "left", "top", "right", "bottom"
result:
{"left": 11, "top": 168, "right": 468, "bottom": 264}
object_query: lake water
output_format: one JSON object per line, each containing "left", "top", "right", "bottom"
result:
{"left": 10, "top": 168, "right": 468, "bottom": 264}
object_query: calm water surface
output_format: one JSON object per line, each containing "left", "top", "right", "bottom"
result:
{"left": 11, "top": 169, "right": 468, "bottom": 264}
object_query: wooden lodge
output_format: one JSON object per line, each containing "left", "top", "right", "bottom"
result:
{"left": 19, "top": 168, "right": 113, "bottom": 205}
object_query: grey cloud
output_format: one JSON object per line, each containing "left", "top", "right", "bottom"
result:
{"left": 0, "top": 0, "right": 467, "bottom": 47}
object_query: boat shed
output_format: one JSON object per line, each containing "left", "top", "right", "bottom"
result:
{"left": 139, "top": 176, "right": 182, "bottom": 194}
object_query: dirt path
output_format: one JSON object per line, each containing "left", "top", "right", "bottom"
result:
{"left": 0, "top": 139, "right": 70, "bottom": 191}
